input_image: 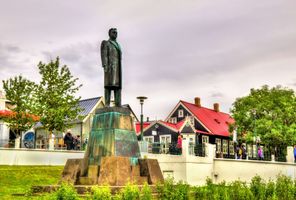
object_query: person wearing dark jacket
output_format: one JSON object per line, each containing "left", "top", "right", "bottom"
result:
{"left": 64, "top": 130, "right": 73, "bottom": 150}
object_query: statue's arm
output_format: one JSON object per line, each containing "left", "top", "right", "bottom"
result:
{"left": 100, "top": 40, "right": 108, "bottom": 71}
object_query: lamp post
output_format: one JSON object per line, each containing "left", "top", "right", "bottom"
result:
{"left": 137, "top": 96, "right": 147, "bottom": 141}
{"left": 252, "top": 109, "right": 257, "bottom": 159}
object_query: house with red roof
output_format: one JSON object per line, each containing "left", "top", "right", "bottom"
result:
{"left": 136, "top": 97, "right": 235, "bottom": 157}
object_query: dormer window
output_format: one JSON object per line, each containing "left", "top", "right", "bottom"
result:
{"left": 178, "top": 109, "right": 184, "bottom": 118}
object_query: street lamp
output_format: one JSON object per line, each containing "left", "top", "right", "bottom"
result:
{"left": 251, "top": 109, "right": 257, "bottom": 159}
{"left": 137, "top": 96, "right": 147, "bottom": 141}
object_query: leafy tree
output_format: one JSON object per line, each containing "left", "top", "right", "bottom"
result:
{"left": 230, "top": 85, "right": 296, "bottom": 149}
{"left": 36, "top": 57, "right": 82, "bottom": 136}
{"left": 2, "top": 75, "right": 39, "bottom": 139}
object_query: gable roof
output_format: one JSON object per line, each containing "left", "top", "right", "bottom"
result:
{"left": 180, "top": 100, "right": 234, "bottom": 137}
{"left": 135, "top": 122, "right": 152, "bottom": 134}
{"left": 122, "top": 104, "right": 139, "bottom": 122}
{"left": 78, "top": 97, "right": 102, "bottom": 116}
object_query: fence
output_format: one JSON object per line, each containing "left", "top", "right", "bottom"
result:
{"left": 142, "top": 142, "right": 182, "bottom": 155}
{"left": 246, "top": 144, "right": 287, "bottom": 162}
{"left": 221, "top": 143, "right": 287, "bottom": 162}
{"left": 1, "top": 138, "right": 290, "bottom": 162}
{"left": 139, "top": 142, "right": 207, "bottom": 157}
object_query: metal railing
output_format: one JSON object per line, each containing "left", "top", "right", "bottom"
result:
{"left": 194, "top": 144, "right": 206, "bottom": 157}
{"left": 141, "top": 142, "right": 207, "bottom": 157}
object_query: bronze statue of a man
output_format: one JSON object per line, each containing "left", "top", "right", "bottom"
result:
{"left": 100, "top": 28, "right": 122, "bottom": 107}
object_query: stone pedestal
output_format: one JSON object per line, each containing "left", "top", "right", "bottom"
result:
{"left": 84, "top": 107, "right": 140, "bottom": 168}
{"left": 60, "top": 107, "right": 163, "bottom": 186}
{"left": 98, "top": 156, "right": 131, "bottom": 186}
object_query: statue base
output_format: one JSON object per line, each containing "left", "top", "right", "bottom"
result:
{"left": 60, "top": 107, "right": 164, "bottom": 186}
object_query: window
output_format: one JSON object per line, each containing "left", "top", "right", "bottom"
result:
{"left": 144, "top": 136, "right": 154, "bottom": 153}
{"left": 144, "top": 136, "right": 154, "bottom": 143}
{"left": 222, "top": 140, "right": 228, "bottom": 154}
{"left": 202, "top": 135, "right": 209, "bottom": 143}
{"left": 160, "top": 135, "right": 171, "bottom": 144}
{"left": 247, "top": 144, "right": 252, "bottom": 157}
{"left": 215, "top": 138, "right": 221, "bottom": 153}
{"left": 189, "top": 116, "right": 195, "bottom": 126}
{"left": 159, "top": 135, "right": 171, "bottom": 154}
{"left": 169, "top": 117, "right": 177, "bottom": 124}
{"left": 178, "top": 109, "right": 184, "bottom": 118}
{"left": 189, "top": 137, "right": 195, "bottom": 155}
{"left": 229, "top": 141, "right": 234, "bottom": 155}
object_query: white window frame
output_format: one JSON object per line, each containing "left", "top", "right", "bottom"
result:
{"left": 202, "top": 135, "right": 209, "bottom": 144}
{"left": 170, "top": 117, "right": 177, "bottom": 124}
{"left": 143, "top": 136, "right": 154, "bottom": 143}
{"left": 178, "top": 109, "right": 184, "bottom": 118}
{"left": 159, "top": 134, "right": 171, "bottom": 144}
{"left": 143, "top": 136, "right": 154, "bottom": 153}
{"left": 229, "top": 141, "right": 234, "bottom": 155}
{"left": 216, "top": 138, "right": 221, "bottom": 153}
{"left": 159, "top": 135, "right": 171, "bottom": 154}
{"left": 222, "top": 140, "right": 228, "bottom": 154}
{"left": 247, "top": 144, "right": 252, "bottom": 157}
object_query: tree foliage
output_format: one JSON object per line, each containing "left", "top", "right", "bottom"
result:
{"left": 230, "top": 85, "right": 296, "bottom": 147}
{"left": 36, "top": 57, "right": 82, "bottom": 133}
{"left": 2, "top": 75, "right": 39, "bottom": 135}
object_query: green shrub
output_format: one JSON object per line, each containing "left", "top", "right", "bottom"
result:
{"left": 157, "top": 178, "right": 190, "bottom": 200}
{"left": 193, "top": 179, "right": 230, "bottom": 200}
{"left": 215, "top": 181, "right": 230, "bottom": 200}
{"left": 156, "top": 178, "right": 175, "bottom": 200}
{"left": 119, "top": 182, "right": 140, "bottom": 200}
{"left": 50, "top": 183, "right": 80, "bottom": 200}
{"left": 275, "top": 175, "right": 294, "bottom": 200}
{"left": 91, "top": 185, "right": 112, "bottom": 200}
{"left": 174, "top": 181, "right": 190, "bottom": 200}
{"left": 265, "top": 180, "right": 277, "bottom": 200}
{"left": 140, "top": 182, "right": 153, "bottom": 200}
{"left": 112, "top": 193, "right": 122, "bottom": 200}
{"left": 250, "top": 175, "right": 266, "bottom": 200}
{"left": 228, "top": 180, "right": 253, "bottom": 200}
{"left": 193, "top": 186, "right": 208, "bottom": 200}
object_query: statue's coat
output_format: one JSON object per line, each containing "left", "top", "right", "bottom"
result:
{"left": 101, "top": 40, "right": 122, "bottom": 89}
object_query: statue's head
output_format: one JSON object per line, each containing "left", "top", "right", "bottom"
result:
{"left": 108, "top": 28, "right": 117, "bottom": 40}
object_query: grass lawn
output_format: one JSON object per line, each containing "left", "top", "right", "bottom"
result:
{"left": 0, "top": 165, "right": 63, "bottom": 200}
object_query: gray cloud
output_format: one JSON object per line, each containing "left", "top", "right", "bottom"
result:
{"left": 210, "top": 92, "right": 224, "bottom": 98}
{"left": 1, "top": 0, "right": 296, "bottom": 119}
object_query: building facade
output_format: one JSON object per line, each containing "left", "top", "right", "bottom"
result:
{"left": 137, "top": 97, "right": 235, "bottom": 157}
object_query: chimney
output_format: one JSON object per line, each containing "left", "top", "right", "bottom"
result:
{"left": 194, "top": 97, "right": 201, "bottom": 107}
{"left": 214, "top": 103, "right": 220, "bottom": 112}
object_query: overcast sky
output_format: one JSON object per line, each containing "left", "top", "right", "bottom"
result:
{"left": 1, "top": 0, "right": 296, "bottom": 120}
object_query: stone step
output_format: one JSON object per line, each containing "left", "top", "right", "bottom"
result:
{"left": 78, "top": 177, "right": 97, "bottom": 185}
{"left": 131, "top": 165, "right": 141, "bottom": 176}
{"left": 130, "top": 176, "right": 148, "bottom": 185}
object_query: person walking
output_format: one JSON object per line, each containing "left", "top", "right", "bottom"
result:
{"left": 64, "top": 130, "right": 73, "bottom": 150}
{"left": 294, "top": 145, "right": 296, "bottom": 163}
{"left": 258, "top": 146, "right": 264, "bottom": 160}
